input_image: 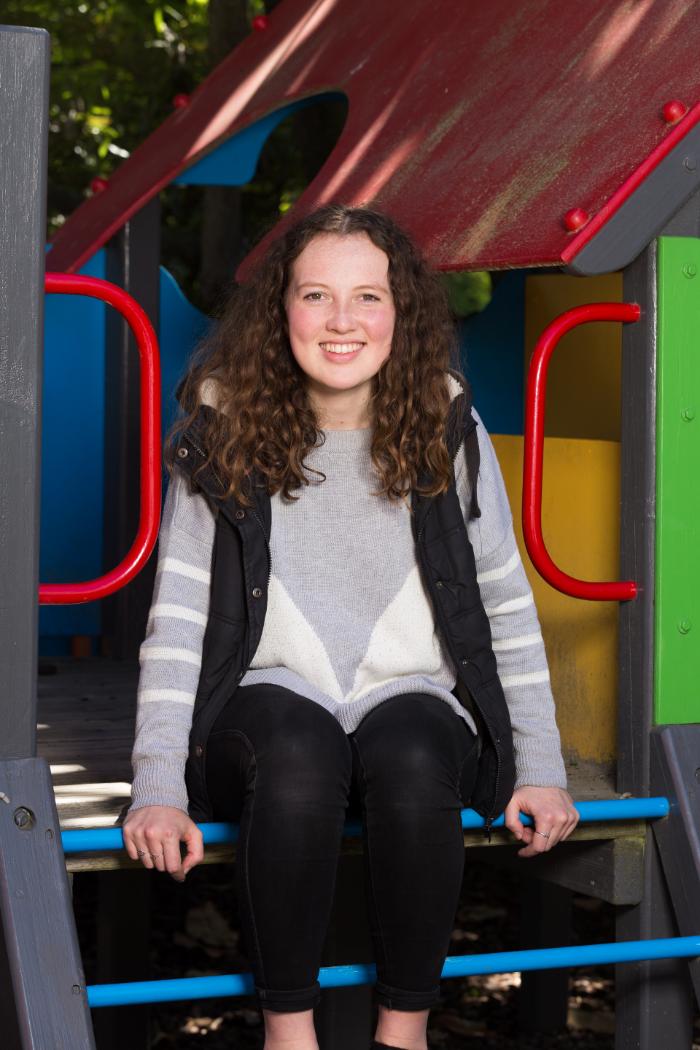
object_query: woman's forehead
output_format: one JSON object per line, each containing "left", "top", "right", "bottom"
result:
{"left": 291, "top": 232, "right": 389, "bottom": 283}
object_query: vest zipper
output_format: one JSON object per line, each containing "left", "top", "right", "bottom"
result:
{"left": 251, "top": 507, "right": 272, "bottom": 590}
{"left": 187, "top": 435, "right": 206, "bottom": 459}
{"left": 484, "top": 751, "right": 501, "bottom": 842}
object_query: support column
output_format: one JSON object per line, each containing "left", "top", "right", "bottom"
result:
{"left": 102, "top": 198, "right": 161, "bottom": 660}
{"left": 0, "top": 25, "right": 97, "bottom": 1049}
{"left": 615, "top": 225, "right": 697, "bottom": 1048}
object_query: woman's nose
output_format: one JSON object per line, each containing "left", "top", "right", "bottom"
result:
{"left": 326, "top": 300, "right": 357, "bottom": 332}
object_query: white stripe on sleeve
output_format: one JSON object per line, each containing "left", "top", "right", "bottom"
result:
{"left": 477, "top": 550, "right": 520, "bottom": 584}
{"left": 140, "top": 646, "right": 202, "bottom": 668}
{"left": 158, "top": 557, "right": 211, "bottom": 584}
{"left": 484, "top": 594, "right": 534, "bottom": 616}
{"left": 491, "top": 632, "right": 542, "bottom": 652}
{"left": 147, "top": 603, "right": 208, "bottom": 627}
{"left": 139, "top": 689, "right": 197, "bottom": 706}
{"left": 499, "top": 669, "right": 550, "bottom": 689}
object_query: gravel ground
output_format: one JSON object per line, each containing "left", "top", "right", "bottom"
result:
{"left": 74, "top": 856, "right": 700, "bottom": 1049}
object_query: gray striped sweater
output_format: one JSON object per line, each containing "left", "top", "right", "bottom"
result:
{"left": 130, "top": 375, "right": 567, "bottom": 813}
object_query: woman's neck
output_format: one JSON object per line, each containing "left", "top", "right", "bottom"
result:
{"left": 308, "top": 386, "right": 372, "bottom": 430}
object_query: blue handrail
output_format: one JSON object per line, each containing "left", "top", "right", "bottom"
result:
{"left": 87, "top": 934, "right": 700, "bottom": 1008}
{"left": 61, "top": 796, "right": 669, "bottom": 854}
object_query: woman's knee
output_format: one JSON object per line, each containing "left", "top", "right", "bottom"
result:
{"left": 254, "top": 700, "right": 352, "bottom": 806}
{"left": 354, "top": 694, "right": 474, "bottom": 802}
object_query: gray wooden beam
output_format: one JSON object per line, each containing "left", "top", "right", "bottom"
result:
{"left": 614, "top": 237, "right": 694, "bottom": 1049}
{"left": 518, "top": 879, "right": 570, "bottom": 1034}
{"left": 617, "top": 242, "right": 656, "bottom": 797}
{"left": 650, "top": 724, "right": 700, "bottom": 1005}
{"left": 0, "top": 27, "right": 97, "bottom": 1047}
{"left": 0, "top": 759, "right": 96, "bottom": 1048}
{"left": 567, "top": 123, "right": 700, "bottom": 276}
{"left": 0, "top": 25, "right": 49, "bottom": 760}
{"left": 102, "top": 197, "right": 161, "bottom": 660}
{"left": 476, "top": 836, "right": 645, "bottom": 906}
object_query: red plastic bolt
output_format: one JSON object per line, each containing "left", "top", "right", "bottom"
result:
{"left": 90, "top": 176, "right": 108, "bottom": 194}
{"left": 662, "top": 100, "right": 688, "bottom": 124}
{"left": 252, "top": 14, "right": 269, "bottom": 31}
{"left": 172, "top": 93, "right": 190, "bottom": 110}
{"left": 562, "top": 207, "right": 590, "bottom": 232}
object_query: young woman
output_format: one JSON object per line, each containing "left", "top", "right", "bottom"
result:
{"left": 123, "top": 204, "right": 578, "bottom": 1050}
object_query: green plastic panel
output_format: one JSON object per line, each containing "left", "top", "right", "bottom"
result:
{"left": 655, "top": 237, "right": 700, "bottom": 724}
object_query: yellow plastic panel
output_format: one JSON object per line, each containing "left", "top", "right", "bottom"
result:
{"left": 524, "top": 273, "right": 622, "bottom": 441}
{"left": 491, "top": 434, "right": 620, "bottom": 766}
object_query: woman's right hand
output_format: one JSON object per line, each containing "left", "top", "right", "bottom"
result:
{"left": 122, "top": 805, "right": 204, "bottom": 882}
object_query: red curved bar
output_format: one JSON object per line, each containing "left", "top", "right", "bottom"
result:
{"left": 41, "top": 273, "right": 161, "bottom": 603}
{"left": 523, "top": 302, "right": 640, "bottom": 601}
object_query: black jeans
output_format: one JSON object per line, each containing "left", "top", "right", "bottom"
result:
{"left": 204, "top": 682, "right": 481, "bottom": 1014}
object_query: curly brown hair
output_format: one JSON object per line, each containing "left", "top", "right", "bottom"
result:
{"left": 166, "top": 203, "right": 467, "bottom": 509}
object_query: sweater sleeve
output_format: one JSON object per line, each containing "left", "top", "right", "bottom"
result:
{"left": 129, "top": 468, "right": 216, "bottom": 813}
{"left": 455, "top": 409, "right": 567, "bottom": 790}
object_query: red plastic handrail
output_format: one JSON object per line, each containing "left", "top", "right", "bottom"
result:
{"left": 41, "top": 273, "right": 161, "bottom": 603}
{"left": 523, "top": 302, "right": 640, "bottom": 601}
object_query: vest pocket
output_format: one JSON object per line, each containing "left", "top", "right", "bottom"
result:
{"left": 197, "top": 613, "right": 246, "bottom": 701}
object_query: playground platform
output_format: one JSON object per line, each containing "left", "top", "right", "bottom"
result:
{"left": 40, "top": 657, "right": 643, "bottom": 890}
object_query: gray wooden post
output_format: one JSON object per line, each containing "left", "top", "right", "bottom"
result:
{"left": 102, "top": 198, "right": 161, "bottom": 660}
{"left": 615, "top": 239, "right": 693, "bottom": 1049}
{"left": 0, "top": 25, "right": 96, "bottom": 1048}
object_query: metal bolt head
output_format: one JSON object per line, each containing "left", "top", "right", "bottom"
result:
{"left": 682, "top": 263, "right": 697, "bottom": 278}
{"left": 13, "top": 807, "right": 35, "bottom": 830}
{"left": 563, "top": 207, "right": 590, "bottom": 232}
{"left": 177, "top": 447, "right": 188, "bottom": 459}
{"left": 683, "top": 155, "right": 698, "bottom": 172}
{"left": 682, "top": 407, "right": 696, "bottom": 421}
{"left": 662, "top": 100, "right": 688, "bottom": 124}
{"left": 678, "top": 619, "right": 692, "bottom": 635}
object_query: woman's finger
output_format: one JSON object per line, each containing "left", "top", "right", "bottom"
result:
{"left": 162, "top": 833, "right": 186, "bottom": 881}
{"left": 144, "top": 827, "right": 167, "bottom": 872}
{"left": 503, "top": 797, "right": 527, "bottom": 840}
{"left": 122, "top": 826, "right": 139, "bottom": 863}
{"left": 181, "top": 827, "right": 205, "bottom": 876}
{"left": 133, "top": 838, "right": 155, "bottom": 869}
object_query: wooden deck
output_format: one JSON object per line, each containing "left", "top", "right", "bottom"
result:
{"left": 38, "top": 658, "right": 638, "bottom": 884}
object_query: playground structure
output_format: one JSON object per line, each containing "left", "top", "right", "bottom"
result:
{"left": 2, "top": 2, "right": 700, "bottom": 1047}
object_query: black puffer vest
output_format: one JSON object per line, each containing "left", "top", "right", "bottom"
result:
{"left": 175, "top": 370, "right": 516, "bottom": 836}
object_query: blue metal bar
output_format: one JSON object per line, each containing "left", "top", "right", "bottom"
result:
{"left": 61, "top": 796, "right": 669, "bottom": 855}
{"left": 87, "top": 934, "right": 700, "bottom": 1007}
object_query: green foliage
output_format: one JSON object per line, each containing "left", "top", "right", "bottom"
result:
{"left": 3, "top": 0, "right": 211, "bottom": 234}
{"left": 441, "top": 270, "right": 492, "bottom": 318}
{"left": 3, "top": 0, "right": 345, "bottom": 309}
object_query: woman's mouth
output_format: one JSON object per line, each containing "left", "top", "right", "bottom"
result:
{"left": 319, "top": 341, "right": 364, "bottom": 361}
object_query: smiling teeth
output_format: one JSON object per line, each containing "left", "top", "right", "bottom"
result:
{"left": 321, "top": 343, "right": 363, "bottom": 354}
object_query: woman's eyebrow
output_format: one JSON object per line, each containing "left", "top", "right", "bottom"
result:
{"left": 296, "top": 281, "right": 389, "bottom": 292}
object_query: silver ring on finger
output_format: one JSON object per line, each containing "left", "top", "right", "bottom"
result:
{"left": 136, "top": 850, "right": 148, "bottom": 857}
{"left": 534, "top": 829, "right": 551, "bottom": 839}
{"left": 149, "top": 852, "right": 163, "bottom": 861}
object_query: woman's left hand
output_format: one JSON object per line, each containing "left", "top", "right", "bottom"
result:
{"left": 503, "top": 786, "right": 579, "bottom": 858}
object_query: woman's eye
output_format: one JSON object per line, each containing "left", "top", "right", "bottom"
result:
{"left": 303, "top": 291, "right": 325, "bottom": 301}
{"left": 360, "top": 293, "right": 380, "bottom": 302}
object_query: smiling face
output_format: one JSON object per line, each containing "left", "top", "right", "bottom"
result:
{"left": 285, "top": 232, "right": 396, "bottom": 429}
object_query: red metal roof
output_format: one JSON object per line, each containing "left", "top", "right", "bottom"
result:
{"left": 47, "top": 0, "right": 700, "bottom": 276}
